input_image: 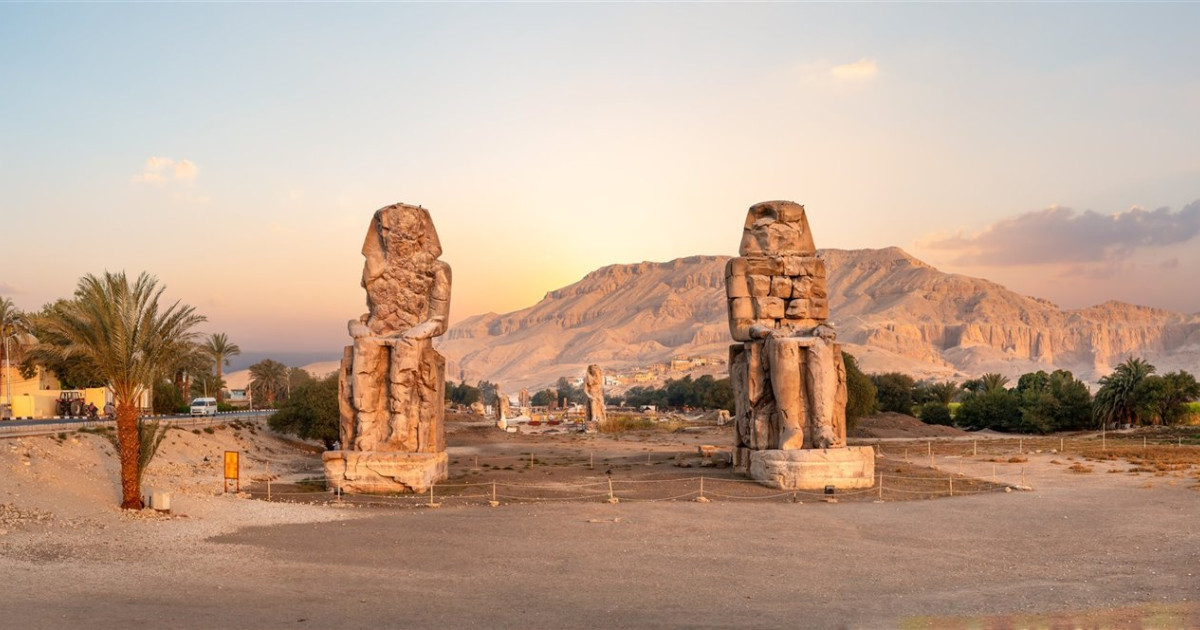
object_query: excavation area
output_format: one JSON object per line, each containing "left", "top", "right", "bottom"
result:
{"left": 0, "top": 416, "right": 1197, "bottom": 628}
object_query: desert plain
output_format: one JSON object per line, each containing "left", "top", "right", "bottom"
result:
{"left": 1, "top": 415, "right": 1197, "bottom": 629}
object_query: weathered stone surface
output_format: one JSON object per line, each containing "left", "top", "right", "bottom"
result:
{"left": 518, "top": 388, "right": 531, "bottom": 415}
{"left": 786, "top": 299, "right": 811, "bottom": 319}
{"left": 332, "top": 203, "right": 451, "bottom": 494}
{"left": 584, "top": 364, "right": 607, "bottom": 426}
{"left": 726, "top": 274, "right": 750, "bottom": 298}
{"left": 739, "top": 200, "right": 817, "bottom": 257}
{"left": 729, "top": 297, "right": 754, "bottom": 320}
{"left": 747, "top": 275, "right": 771, "bottom": 297}
{"left": 754, "top": 297, "right": 785, "bottom": 319}
{"left": 770, "top": 276, "right": 792, "bottom": 298}
{"left": 495, "top": 386, "right": 511, "bottom": 422}
{"left": 747, "top": 447, "right": 874, "bottom": 490}
{"left": 322, "top": 450, "right": 448, "bottom": 494}
{"left": 726, "top": 200, "right": 872, "bottom": 489}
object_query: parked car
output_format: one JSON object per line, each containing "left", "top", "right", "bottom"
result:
{"left": 190, "top": 397, "right": 218, "bottom": 416}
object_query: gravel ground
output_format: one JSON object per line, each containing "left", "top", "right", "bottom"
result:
{"left": 1, "top": 421, "right": 1197, "bottom": 628}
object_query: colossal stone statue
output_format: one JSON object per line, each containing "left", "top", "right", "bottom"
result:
{"left": 323, "top": 203, "right": 451, "bottom": 493}
{"left": 727, "top": 201, "right": 874, "bottom": 490}
{"left": 584, "top": 364, "right": 607, "bottom": 427}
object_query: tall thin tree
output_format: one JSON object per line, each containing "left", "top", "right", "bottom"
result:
{"left": 202, "top": 332, "right": 241, "bottom": 404}
{"left": 34, "top": 272, "right": 205, "bottom": 509}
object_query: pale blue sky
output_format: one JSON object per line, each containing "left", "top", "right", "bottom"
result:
{"left": 2, "top": 3, "right": 1198, "bottom": 353}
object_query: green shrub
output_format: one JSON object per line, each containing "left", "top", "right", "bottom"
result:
{"left": 918, "top": 402, "right": 953, "bottom": 426}
{"left": 269, "top": 374, "right": 339, "bottom": 449}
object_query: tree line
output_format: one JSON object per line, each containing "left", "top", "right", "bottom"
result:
{"left": 864, "top": 357, "right": 1199, "bottom": 433}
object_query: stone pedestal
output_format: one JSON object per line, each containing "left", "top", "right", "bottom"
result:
{"left": 322, "top": 450, "right": 448, "bottom": 494}
{"left": 734, "top": 446, "right": 875, "bottom": 491}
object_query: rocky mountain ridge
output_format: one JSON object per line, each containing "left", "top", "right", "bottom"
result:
{"left": 435, "top": 248, "right": 1200, "bottom": 392}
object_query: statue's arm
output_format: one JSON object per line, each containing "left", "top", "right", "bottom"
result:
{"left": 402, "top": 262, "right": 452, "bottom": 340}
{"left": 748, "top": 324, "right": 775, "bottom": 340}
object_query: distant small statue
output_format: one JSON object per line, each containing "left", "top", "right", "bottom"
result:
{"left": 495, "top": 386, "right": 511, "bottom": 423}
{"left": 584, "top": 364, "right": 607, "bottom": 427}
{"left": 518, "top": 388, "right": 531, "bottom": 415}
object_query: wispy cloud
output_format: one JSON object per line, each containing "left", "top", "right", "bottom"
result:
{"left": 132, "top": 156, "right": 198, "bottom": 184}
{"left": 830, "top": 58, "right": 878, "bottom": 81}
{"left": 920, "top": 201, "right": 1200, "bottom": 266}
{"left": 0, "top": 283, "right": 20, "bottom": 295}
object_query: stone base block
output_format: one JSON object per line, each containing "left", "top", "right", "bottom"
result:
{"left": 745, "top": 446, "right": 875, "bottom": 491}
{"left": 322, "top": 450, "right": 448, "bottom": 494}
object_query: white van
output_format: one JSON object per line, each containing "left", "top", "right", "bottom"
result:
{"left": 190, "top": 397, "right": 218, "bottom": 416}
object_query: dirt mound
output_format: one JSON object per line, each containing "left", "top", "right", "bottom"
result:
{"left": 851, "top": 412, "right": 969, "bottom": 439}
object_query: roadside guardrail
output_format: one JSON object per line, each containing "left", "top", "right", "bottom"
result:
{"left": 0, "top": 410, "right": 275, "bottom": 439}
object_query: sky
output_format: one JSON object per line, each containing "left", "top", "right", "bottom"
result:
{"left": 2, "top": 3, "right": 1198, "bottom": 358}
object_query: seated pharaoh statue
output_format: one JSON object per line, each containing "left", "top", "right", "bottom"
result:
{"left": 727, "top": 200, "right": 873, "bottom": 490}
{"left": 323, "top": 203, "right": 451, "bottom": 493}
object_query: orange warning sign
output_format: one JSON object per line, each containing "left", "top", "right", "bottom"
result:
{"left": 224, "top": 451, "right": 239, "bottom": 480}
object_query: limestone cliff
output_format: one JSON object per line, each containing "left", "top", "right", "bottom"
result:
{"left": 436, "top": 248, "right": 1200, "bottom": 391}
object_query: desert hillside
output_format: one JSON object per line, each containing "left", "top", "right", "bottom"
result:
{"left": 435, "top": 248, "right": 1200, "bottom": 391}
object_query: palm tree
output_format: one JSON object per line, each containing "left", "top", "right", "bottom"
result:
{"left": 249, "top": 359, "right": 288, "bottom": 406}
{"left": 1093, "top": 356, "right": 1156, "bottom": 428}
{"left": 201, "top": 333, "right": 241, "bottom": 404}
{"left": 979, "top": 373, "right": 1010, "bottom": 394}
{"left": 1, "top": 297, "right": 33, "bottom": 409}
{"left": 169, "top": 342, "right": 213, "bottom": 406}
{"left": 34, "top": 272, "right": 205, "bottom": 509}
{"left": 926, "top": 381, "right": 962, "bottom": 405}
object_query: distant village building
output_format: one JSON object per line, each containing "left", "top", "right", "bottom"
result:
{"left": 1, "top": 367, "right": 142, "bottom": 419}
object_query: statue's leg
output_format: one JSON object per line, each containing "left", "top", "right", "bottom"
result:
{"left": 387, "top": 338, "right": 421, "bottom": 450}
{"left": 805, "top": 338, "right": 839, "bottom": 449}
{"left": 765, "top": 336, "right": 807, "bottom": 450}
{"left": 351, "top": 338, "right": 386, "bottom": 451}
{"left": 337, "top": 346, "right": 354, "bottom": 449}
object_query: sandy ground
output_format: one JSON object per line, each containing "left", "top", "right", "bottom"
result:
{"left": 1, "top": 417, "right": 1197, "bottom": 628}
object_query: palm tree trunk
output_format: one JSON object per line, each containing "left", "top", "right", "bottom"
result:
{"left": 216, "top": 365, "right": 223, "bottom": 404}
{"left": 116, "top": 401, "right": 143, "bottom": 509}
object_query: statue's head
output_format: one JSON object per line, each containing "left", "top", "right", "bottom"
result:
{"left": 738, "top": 200, "right": 816, "bottom": 257}
{"left": 362, "top": 203, "right": 441, "bottom": 286}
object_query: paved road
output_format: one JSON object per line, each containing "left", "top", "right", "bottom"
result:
{"left": 0, "top": 410, "right": 273, "bottom": 438}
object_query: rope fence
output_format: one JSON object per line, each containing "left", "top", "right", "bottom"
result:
{"left": 231, "top": 432, "right": 1200, "bottom": 509}
{"left": 246, "top": 468, "right": 1033, "bottom": 509}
